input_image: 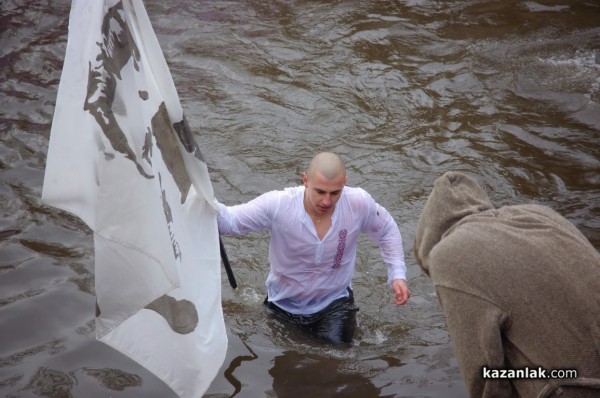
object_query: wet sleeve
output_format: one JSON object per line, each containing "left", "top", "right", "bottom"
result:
{"left": 435, "top": 286, "right": 515, "bottom": 398}
{"left": 217, "top": 191, "right": 278, "bottom": 235}
{"left": 361, "top": 193, "right": 407, "bottom": 282}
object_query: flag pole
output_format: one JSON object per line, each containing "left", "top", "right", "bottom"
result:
{"left": 219, "top": 236, "right": 237, "bottom": 289}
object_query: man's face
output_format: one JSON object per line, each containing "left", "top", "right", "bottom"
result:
{"left": 303, "top": 171, "right": 347, "bottom": 216}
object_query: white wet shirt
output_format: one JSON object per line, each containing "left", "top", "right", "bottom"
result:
{"left": 216, "top": 186, "right": 407, "bottom": 315}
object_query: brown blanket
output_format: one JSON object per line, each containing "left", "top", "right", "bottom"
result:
{"left": 413, "top": 171, "right": 600, "bottom": 398}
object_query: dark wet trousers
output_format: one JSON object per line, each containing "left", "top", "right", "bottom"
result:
{"left": 264, "top": 288, "right": 359, "bottom": 345}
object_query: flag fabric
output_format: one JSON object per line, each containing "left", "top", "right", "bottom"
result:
{"left": 42, "top": 0, "right": 227, "bottom": 397}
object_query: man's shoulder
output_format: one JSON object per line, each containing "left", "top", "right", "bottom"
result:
{"left": 342, "top": 186, "right": 371, "bottom": 201}
{"left": 343, "top": 185, "right": 368, "bottom": 195}
{"left": 281, "top": 185, "right": 304, "bottom": 197}
{"left": 260, "top": 185, "right": 301, "bottom": 196}
{"left": 339, "top": 187, "right": 376, "bottom": 214}
{"left": 263, "top": 186, "right": 303, "bottom": 205}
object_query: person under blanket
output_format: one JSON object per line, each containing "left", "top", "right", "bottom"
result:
{"left": 413, "top": 171, "right": 600, "bottom": 398}
{"left": 216, "top": 152, "right": 410, "bottom": 345}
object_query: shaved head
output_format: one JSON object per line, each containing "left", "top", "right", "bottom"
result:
{"left": 306, "top": 152, "right": 346, "bottom": 180}
{"left": 303, "top": 152, "right": 347, "bottom": 218}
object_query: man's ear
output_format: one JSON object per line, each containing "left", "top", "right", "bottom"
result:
{"left": 302, "top": 172, "right": 308, "bottom": 186}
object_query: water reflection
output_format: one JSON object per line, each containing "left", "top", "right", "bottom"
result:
{"left": 270, "top": 351, "right": 389, "bottom": 398}
{"left": 223, "top": 341, "right": 258, "bottom": 397}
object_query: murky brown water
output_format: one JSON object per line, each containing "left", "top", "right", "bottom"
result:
{"left": 1, "top": 0, "right": 599, "bottom": 397}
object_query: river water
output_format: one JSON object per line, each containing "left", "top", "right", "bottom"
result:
{"left": 1, "top": 0, "right": 599, "bottom": 397}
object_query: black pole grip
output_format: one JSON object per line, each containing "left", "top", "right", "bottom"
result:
{"left": 219, "top": 235, "right": 237, "bottom": 289}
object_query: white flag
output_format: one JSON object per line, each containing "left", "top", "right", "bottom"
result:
{"left": 42, "top": 1, "right": 227, "bottom": 397}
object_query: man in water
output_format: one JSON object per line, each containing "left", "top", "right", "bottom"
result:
{"left": 413, "top": 171, "right": 600, "bottom": 397}
{"left": 216, "top": 152, "right": 410, "bottom": 345}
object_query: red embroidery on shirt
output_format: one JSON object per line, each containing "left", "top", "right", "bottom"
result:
{"left": 333, "top": 229, "right": 347, "bottom": 269}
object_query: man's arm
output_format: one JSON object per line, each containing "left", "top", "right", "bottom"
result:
{"left": 216, "top": 191, "right": 279, "bottom": 235}
{"left": 360, "top": 196, "right": 406, "bottom": 275}
{"left": 357, "top": 191, "right": 410, "bottom": 304}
